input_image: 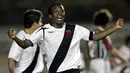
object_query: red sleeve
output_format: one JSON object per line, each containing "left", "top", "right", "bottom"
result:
{"left": 103, "top": 37, "right": 113, "bottom": 51}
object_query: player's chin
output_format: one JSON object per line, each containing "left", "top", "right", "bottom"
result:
{"left": 57, "top": 21, "right": 64, "bottom": 24}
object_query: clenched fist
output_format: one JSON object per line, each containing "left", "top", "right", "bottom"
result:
{"left": 8, "top": 28, "right": 16, "bottom": 39}
{"left": 115, "top": 18, "right": 124, "bottom": 29}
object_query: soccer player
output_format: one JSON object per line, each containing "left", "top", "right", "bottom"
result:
{"left": 112, "top": 36, "right": 130, "bottom": 73}
{"left": 8, "top": 3, "right": 124, "bottom": 73}
{"left": 88, "top": 9, "right": 130, "bottom": 73}
{"left": 8, "top": 9, "right": 44, "bottom": 73}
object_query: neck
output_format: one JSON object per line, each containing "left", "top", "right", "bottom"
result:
{"left": 24, "top": 28, "right": 34, "bottom": 35}
{"left": 51, "top": 23, "right": 64, "bottom": 28}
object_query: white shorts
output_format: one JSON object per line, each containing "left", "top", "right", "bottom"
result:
{"left": 90, "top": 58, "right": 111, "bottom": 73}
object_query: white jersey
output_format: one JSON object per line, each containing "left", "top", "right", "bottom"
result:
{"left": 88, "top": 26, "right": 112, "bottom": 59}
{"left": 8, "top": 30, "right": 44, "bottom": 73}
{"left": 88, "top": 26, "right": 113, "bottom": 73}
{"left": 112, "top": 45, "right": 130, "bottom": 73}
{"left": 115, "top": 45, "right": 130, "bottom": 64}
{"left": 118, "top": 45, "right": 130, "bottom": 60}
{"left": 28, "top": 23, "right": 92, "bottom": 72}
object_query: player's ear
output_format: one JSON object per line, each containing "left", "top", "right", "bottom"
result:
{"left": 32, "top": 22, "right": 37, "bottom": 27}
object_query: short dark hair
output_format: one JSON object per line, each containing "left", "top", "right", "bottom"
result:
{"left": 125, "top": 35, "right": 130, "bottom": 45}
{"left": 24, "top": 9, "right": 43, "bottom": 28}
{"left": 48, "top": 2, "right": 63, "bottom": 15}
{"left": 93, "top": 9, "right": 113, "bottom": 27}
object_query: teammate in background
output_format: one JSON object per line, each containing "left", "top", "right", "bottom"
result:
{"left": 8, "top": 3, "right": 124, "bottom": 73}
{"left": 88, "top": 9, "right": 130, "bottom": 73}
{"left": 112, "top": 35, "right": 130, "bottom": 73}
{"left": 8, "top": 9, "right": 44, "bottom": 73}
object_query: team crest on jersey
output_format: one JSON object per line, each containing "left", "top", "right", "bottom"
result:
{"left": 65, "top": 30, "right": 72, "bottom": 38}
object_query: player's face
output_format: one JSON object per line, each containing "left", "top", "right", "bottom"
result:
{"left": 49, "top": 5, "right": 65, "bottom": 24}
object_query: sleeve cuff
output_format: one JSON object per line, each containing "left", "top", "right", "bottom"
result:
{"left": 89, "top": 31, "right": 94, "bottom": 40}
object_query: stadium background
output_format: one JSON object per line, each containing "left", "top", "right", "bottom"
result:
{"left": 0, "top": 0, "right": 130, "bottom": 72}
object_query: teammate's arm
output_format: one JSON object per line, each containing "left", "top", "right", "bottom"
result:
{"left": 8, "top": 58, "right": 15, "bottom": 73}
{"left": 8, "top": 28, "right": 33, "bottom": 49}
{"left": 92, "top": 18, "right": 124, "bottom": 40}
{"left": 111, "top": 48, "right": 130, "bottom": 68}
{"left": 102, "top": 38, "right": 130, "bottom": 68}
{"left": 111, "top": 48, "right": 128, "bottom": 63}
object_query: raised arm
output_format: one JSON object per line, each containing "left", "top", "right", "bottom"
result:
{"left": 93, "top": 18, "right": 124, "bottom": 40}
{"left": 8, "top": 28, "right": 33, "bottom": 49}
